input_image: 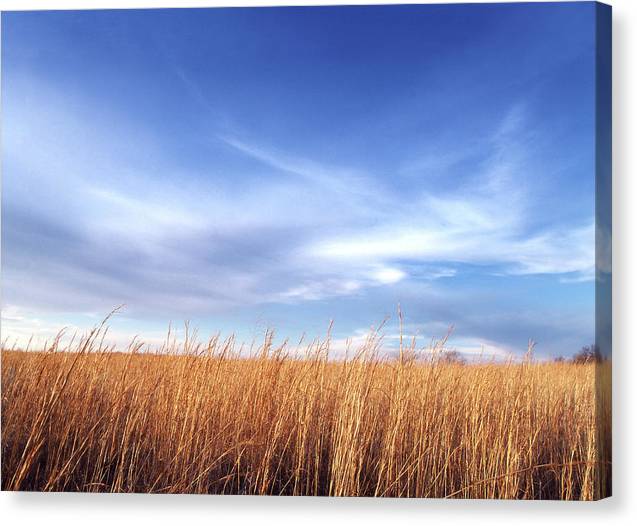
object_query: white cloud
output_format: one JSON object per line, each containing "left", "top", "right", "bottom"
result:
{"left": 274, "top": 266, "right": 406, "bottom": 303}
{"left": 326, "top": 326, "right": 517, "bottom": 363}
{"left": 449, "top": 337, "right": 516, "bottom": 360}
{"left": 278, "top": 279, "right": 363, "bottom": 302}
{"left": 369, "top": 266, "right": 407, "bottom": 285}
{"left": 1, "top": 305, "right": 25, "bottom": 323}
{"left": 308, "top": 218, "right": 594, "bottom": 280}
{"left": 89, "top": 187, "right": 207, "bottom": 234}
{"left": 2, "top": 77, "right": 596, "bottom": 357}
{"left": 301, "top": 104, "right": 594, "bottom": 282}
{"left": 328, "top": 328, "right": 382, "bottom": 358}
{"left": 1, "top": 305, "right": 81, "bottom": 348}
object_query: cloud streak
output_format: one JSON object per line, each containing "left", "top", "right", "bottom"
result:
{"left": 2, "top": 89, "right": 592, "bottom": 320}
{"left": 1, "top": 26, "right": 597, "bottom": 359}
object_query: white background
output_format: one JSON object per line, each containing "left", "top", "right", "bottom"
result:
{"left": 1, "top": 0, "right": 635, "bottom": 524}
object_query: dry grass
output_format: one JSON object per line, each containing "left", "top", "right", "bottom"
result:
{"left": 1, "top": 322, "right": 611, "bottom": 499}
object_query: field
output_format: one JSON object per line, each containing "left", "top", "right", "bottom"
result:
{"left": 1, "top": 324, "right": 611, "bottom": 499}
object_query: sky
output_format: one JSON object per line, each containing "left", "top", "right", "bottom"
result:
{"left": 1, "top": 3, "right": 609, "bottom": 359}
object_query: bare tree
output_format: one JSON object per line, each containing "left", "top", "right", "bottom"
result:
{"left": 439, "top": 350, "right": 467, "bottom": 365}
{"left": 571, "top": 344, "right": 603, "bottom": 364}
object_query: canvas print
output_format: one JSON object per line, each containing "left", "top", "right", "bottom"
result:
{"left": 1, "top": 2, "right": 611, "bottom": 499}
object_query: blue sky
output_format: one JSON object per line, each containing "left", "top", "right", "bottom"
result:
{"left": 1, "top": 3, "right": 606, "bottom": 358}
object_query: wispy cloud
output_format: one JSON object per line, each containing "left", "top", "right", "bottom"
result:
{"left": 304, "top": 105, "right": 594, "bottom": 282}
{"left": 2, "top": 78, "right": 594, "bottom": 357}
{"left": 0, "top": 7, "right": 600, "bottom": 360}
{"left": 309, "top": 219, "right": 594, "bottom": 278}
{"left": 328, "top": 326, "right": 515, "bottom": 362}
{"left": 218, "top": 134, "right": 394, "bottom": 218}
{"left": 3, "top": 88, "right": 593, "bottom": 320}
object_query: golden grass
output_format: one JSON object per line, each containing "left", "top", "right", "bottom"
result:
{"left": 1, "top": 324, "right": 611, "bottom": 499}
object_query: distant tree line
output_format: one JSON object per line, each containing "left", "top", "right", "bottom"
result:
{"left": 554, "top": 344, "right": 605, "bottom": 364}
{"left": 438, "top": 350, "right": 466, "bottom": 365}
{"left": 419, "top": 345, "right": 606, "bottom": 366}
